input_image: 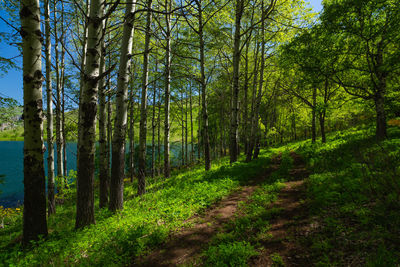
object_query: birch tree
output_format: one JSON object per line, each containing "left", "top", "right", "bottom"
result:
{"left": 20, "top": 0, "right": 48, "bottom": 243}
{"left": 75, "top": 0, "right": 104, "bottom": 229}
{"left": 138, "top": 0, "right": 153, "bottom": 195}
{"left": 45, "top": 0, "right": 55, "bottom": 216}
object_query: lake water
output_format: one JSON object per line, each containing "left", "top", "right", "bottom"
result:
{"left": 0, "top": 141, "right": 77, "bottom": 208}
{"left": 0, "top": 141, "right": 196, "bottom": 207}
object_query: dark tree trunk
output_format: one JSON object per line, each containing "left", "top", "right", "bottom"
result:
{"left": 152, "top": 68, "right": 156, "bottom": 177}
{"left": 44, "top": 0, "right": 55, "bottom": 216}
{"left": 198, "top": 4, "right": 211, "bottom": 171}
{"left": 138, "top": 0, "right": 153, "bottom": 195}
{"left": 157, "top": 93, "right": 161, "bottom": 175}
{"left": 230, "top": 0, "right": 243, "bottom": 163}
{"left": 190, "top": 84, "right": 194, "bottom": 163}
{"left": 75, "top": 0, "right": 104, "bottom": 229}
{"left": 185, "top": 93, "right": 188, "bottom": 165}
{"left": 164, "top": 0, "right": 171, "bottom": 178}
{"left": 246, "top": 41, "right": 260, "bottom": 162}
{"left": 98, "top": 23, "right": 108, "bottom": 208}
{"left": 129, "top": 80, "right": 136, "bottom": 182}
{"left": 319, "top": 111, "right": 326, "bottom": 143}
{"left": 311, "top": 87, "right": 316, "bottom": 143}
{"left": 374, "top": 92, "right": 387, "bottom": 140}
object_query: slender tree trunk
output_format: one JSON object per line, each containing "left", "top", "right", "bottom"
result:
{"left": 98, "top": 18, "right": 108, "bottom": 208}
{"left": 138, "top": 0, "right": 153, "bottom": 195}
{"left": 53, "top": 0, "right": 64, "bottom": 182}
{"left": 246, "top": 41, "right": 260, "bottom": 162}
{"left": 157, "top": 93, "right": 161, "bottom": 175}
{"left": 374, "top": 91, "right": 387, "bottom": 140}
{"left": 76, "top": 0, "right": 89, "bottom": 172}
{"left": 252, "top": 7, "right": 266, "bottom": 160}
{"left": 164, "top": 0, "right": 171, "bottom": 178}
{"left": 107, "top": 93, "right": 112, "bottom": 177}
{"left": 110, "top": 0, "right": 136, "bottom": 211}
{"left": 45, "top": 0, "right": 55, "bottom": 216}
{"left": 190, "top": 85, "right": 194, "bottom": 163}
{"left": 75, "top": 0, "right": 104, "bottom": 229}
{"left": 312, "top": 87, "right": 316, "bottom": 143}
{"left": 129, "top": 75, "right": 136, "bottom": 182}
{"left": 21, "top": 0, "right": 48, "bottom": 243}
{"left": 60, "top": 0, "right": 67, "bottom": 182}
{"left": 197, "top": 86, "right": 201, "bottom": 161}
{"left": 319, "top": 112, "right": 326, "bottom": 143}
{"left": 151, "top": 64, "right": 156, "bottom": 177}
{"left": 198, "top": 3, "right": 211, "bottom": 171}
{"left": 185, "top": 91, "right": 188, "bottom": 165}
{"left": 62, "top": 95, "right": 67, "bottom": 178}
{"left": 181, "top": 91, "right": 185, "bottom": 166}
{"left": 230, "top": 0, "right": 243, "bottom": 163}
{"left": 243, "top": 40, "right": 250, "bottom": 156}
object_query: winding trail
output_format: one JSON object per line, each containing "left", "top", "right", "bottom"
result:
{"left": 131, "top": 152, "right": 311, "bottom": 266}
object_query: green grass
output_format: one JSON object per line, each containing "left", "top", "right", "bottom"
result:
{"left": 0, "top": 149, "right": 276, "bottom": 266}
{"left": 2, "top": 124, "right": 400, "bottom": 266}
{"left": 294, "top": 125, "right": 400, "bottom": 266}
{"left": 0, "top": 126, "right": 24, "bottom": 141}
{"left": 199, "top": 169, "right": 287, "bottom": 266}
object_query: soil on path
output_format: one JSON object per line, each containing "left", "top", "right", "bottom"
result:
{"left": 132, "top": 152, "right": 311, "bottom": 266}
{"left": 251, "top": 152, "right": 312, "bottom": 266}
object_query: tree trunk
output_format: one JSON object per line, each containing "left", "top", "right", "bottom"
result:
{"left": 53, "top": 0, "right": 64, "bottom": 183}
{"left": 185, "top": 92, "right": 188, "bottom": 165}
{"left": 252, "top": 7, "right": 266, "bottom": 161}
{"left": 243, "top": 39, "right": 250, "bottom": 156}
{"left": 374, "top": 92, "right": 387, "bottom": 140}
{"left": 129, "top": 76, "right": 136, "bottom": 182}
{"left": 44, "top": 0, "right": 55, "bottom": 216}
{"left": 198, "top": 3, "right": 211, "bottom": 171}
{"left": 138, "top": 0, "right": 153, "bottom": 195}
{"left": 21, "top": 0, "right": 48, "bottom": 243}
{"left": 110, "top": 0, "right": 136, "bottom": 211}
{"left": 246, "top": 40, "right": 260, "bottom": 162}
{"left": 230, "top": 0, "right": 243, "bottom": 163}
{"left": 75, "top": 0, "right": 104, "bottom": 229}
{"left": 60, "top": 0, "right": 67, "bottom": 184}
{"left": 157, "top": 92, "right": 161, "bottom": 175}
{"left": 164, "top": 0, "right": 171, "bottom": 178}
{"left": 107, "top": 93, "right": 112, "bottom": 177}
{"left": 98, "top": 18, "right": 108, "bottom": 209}
{"left": 311, "top": 87, "right": 316, "bottom": 143}
{"left": 151, "top": 64, "right": 156, "bottom": 177}
{"left": 197, "top": 86, "right": 201, "bottom": 161}
{"left": 181, "top": 91, "right": 185, "bottom": 166}
{"left": 319, "top": 112, "right": 326, "bottom": 143}
{"left": 190, "top": 84, "right": 194, "bottom": 163}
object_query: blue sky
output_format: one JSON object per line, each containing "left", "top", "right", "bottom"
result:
{"left": 0, "top": 0, "right": 323, "bottom": 104}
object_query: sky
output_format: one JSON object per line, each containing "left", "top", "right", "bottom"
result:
{"left": 0, "top": 0, "right": 323, "bottom": 104}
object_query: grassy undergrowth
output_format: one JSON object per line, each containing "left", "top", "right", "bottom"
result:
{"left": 0, "top": 149, "right": 278, "bottom": 266}
{"left": 296, "top": 125, "right": 400, "bottom": 266}
{"left": 192, "top": 157, "right": 290, "bottom": 267}
{"left": 2, "top": 124, "right": 399, "bottom": 266}
{"left": 201, "top": 180, "right": 286, "bottom": 267}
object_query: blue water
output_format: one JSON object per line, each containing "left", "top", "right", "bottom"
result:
{"left": 0, "top": 141, "right": 197, "bottom": 207}
{"left": 0, "top": 141, "right": 77, "bottom": 208}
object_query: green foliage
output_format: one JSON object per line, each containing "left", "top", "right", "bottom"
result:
{"left": 204, "top": 241, "right": 258, "bottom": 267}
{"left": 296, "top": 125, "right": 400, "bottom": 265}
{"left": 200, "top": 159, "right": 287, "bottom": 266}
{"left": 270, "top": 150, "right": 293, "bottom": 181}
{"left": 0, "top": 150, "right": 276, "bottom": 266}
{"left": 270, "top": 252, "right": 285, "bottom": 267}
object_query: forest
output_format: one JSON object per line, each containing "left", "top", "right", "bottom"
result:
{"left": 0, "top": 0, "right": 400, "bottom": 265}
